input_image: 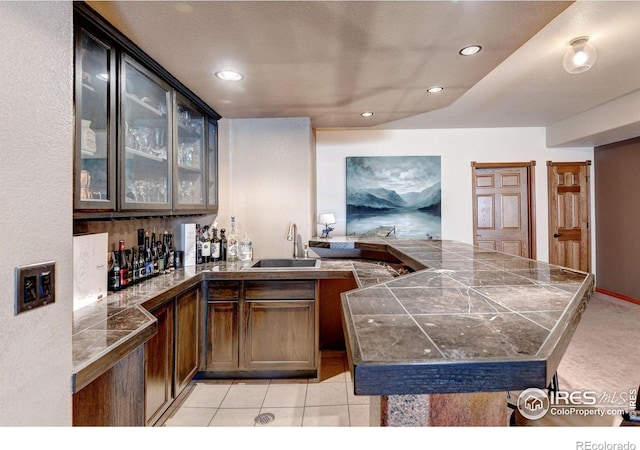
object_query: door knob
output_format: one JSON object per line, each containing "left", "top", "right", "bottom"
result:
{"left": 553, "top": 233, "right": 563, "bottom": 238}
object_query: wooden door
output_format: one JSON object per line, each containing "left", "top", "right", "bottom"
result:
{"left": 547, "top": 161, "right": 591, "bottom": 272}
{"left": 472, "top": 162, "right": 536, "bottom": 258}
{"left": 175, "top": 286, "right": 200, "bottom": 394}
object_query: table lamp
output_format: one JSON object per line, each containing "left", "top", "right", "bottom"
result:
{"left": 317, "top": 213, "right": 336, "bottom": 239}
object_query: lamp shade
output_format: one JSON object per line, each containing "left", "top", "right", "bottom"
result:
{"left": 317, "top": 213, "right": 336, "bottom": 225}
{"left": 563, "top": 37, "right": 597, "bottom": 74}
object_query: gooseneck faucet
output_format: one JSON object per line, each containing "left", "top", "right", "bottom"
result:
{"left": 287, "top": 222, "right": 304, "bottom": 258}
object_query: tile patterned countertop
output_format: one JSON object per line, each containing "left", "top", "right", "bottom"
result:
{"left": 71, "top": 257, "right": 363, "bottom": 392}
{"left": 309, "top": 237, "right": 594, "bottom": 396}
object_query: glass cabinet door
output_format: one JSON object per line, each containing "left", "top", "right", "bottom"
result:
{"left": 207, "top": 120, "right": 219, "bottom": 211}
{"left": 120, "top": 56, "right": 172, "bottom": 211}
{"left": 74, "top": 28, "right": 116, "bottom": 211}
{"left": 174, "top": 94, "right": 205, "bottom": 210}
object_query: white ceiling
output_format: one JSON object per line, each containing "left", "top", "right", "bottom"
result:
{"left": 88, "top": 1, "right": 640, "bottom": 146}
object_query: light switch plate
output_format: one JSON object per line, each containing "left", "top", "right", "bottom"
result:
{"left": 15, "top": 261, "right": 56, "bottom": 315}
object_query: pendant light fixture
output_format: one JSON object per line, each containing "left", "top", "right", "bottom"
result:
{"left": 563, "top": 36, "right": 597, "bottom": 74}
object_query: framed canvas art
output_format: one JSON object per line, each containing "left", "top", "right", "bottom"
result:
{"left": 346, "top": 156, "right": 441, "bottom": 238}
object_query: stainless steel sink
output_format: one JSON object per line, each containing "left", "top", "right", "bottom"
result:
{"left": 250, "top": 258, "right": 320, "bottom": 269}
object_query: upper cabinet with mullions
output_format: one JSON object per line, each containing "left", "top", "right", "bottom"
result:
{"left": 73, "top": 4, "right": 220, "bottom": 217}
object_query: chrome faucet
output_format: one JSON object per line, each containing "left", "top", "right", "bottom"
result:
{"left": 287, "top": 222, "right": 304, "bottom": 258}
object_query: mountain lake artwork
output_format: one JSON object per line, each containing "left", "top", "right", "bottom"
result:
{"left": 346, "top": 156, "right": 441, "bottom": 238}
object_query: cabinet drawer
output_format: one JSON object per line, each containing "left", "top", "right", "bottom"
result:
{"left": 208, "top": 281, "right": 241, "bottom": 301}
{"left": 245, "top": 280, "right": 315, "bottom": 300}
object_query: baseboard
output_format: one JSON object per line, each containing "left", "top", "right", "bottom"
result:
{"left": 595, "top": 287, "right": 640, "bottom": 306}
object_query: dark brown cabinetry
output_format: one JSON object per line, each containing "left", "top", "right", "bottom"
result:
{"left": 145, "top": 300, "right": 174, "bottom": 426}
{"left": 144, "top": 285, "right": 200, "bottom": 426}
{"left": 73, "top": 3, "right": 219, "bottom": 218}
{"left": 204, "top": 279, "right": 318, "bottom": 376}
{"left": 174, "top": 286, "right": 200, "bottom": 393}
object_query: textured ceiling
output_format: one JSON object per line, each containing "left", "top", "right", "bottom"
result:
{"left": 87, "top": 1, "right": 572, "bottom": 128}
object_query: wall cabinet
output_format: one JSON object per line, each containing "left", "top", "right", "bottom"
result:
{"left": 144, "top": 285, "right": 200, "bottom": 426}
{"left": 204, "top": 280, "right": 318, "bottom": 375}
{"left": 73, "top": 4, "right": 220, "bottom": 217}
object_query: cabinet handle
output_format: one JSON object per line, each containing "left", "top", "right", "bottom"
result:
{"left": 553, "top": 233, "right": 563, "bottom": 238}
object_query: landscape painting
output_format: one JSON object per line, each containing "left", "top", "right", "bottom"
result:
{"left": 346, "top": 156, "right": 441, "bottom": 238}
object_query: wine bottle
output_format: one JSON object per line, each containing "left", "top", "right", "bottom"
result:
{"left": 195, "top": 224, "right": 203, "bottom": 265}
{"left": 168, "top": 233, "right": 175, "bottom": 272}
{"left": 151, "top": 231, "right": 159, "bottom": 277}
{"left": 157, "top": 233, "right": 165, "bottom": 274}
{"left": 226, "top": 216, "right": 239, "bottom": 262}
{"left": 118, "top": 240, "right": 129, "bottom": 289}
{"left": 108, "top": 251, "right": 120, "bottom": 292}
{"left": 144, "top": 232, "right": 153, "bottom": 278}
{"left": 201, "top": 225, "right": 211, "bottom": 264}
{"left": 130, "top": 247, "right": 139, "bottom": 285}
{"left": 219, "top": 228, "right": 227, "bottom": 262}
{"left": 211, "top": 226, "right": 221, "bottom": 262}
{"left": 137, "top": 245, "right": 146, "bottom": 281}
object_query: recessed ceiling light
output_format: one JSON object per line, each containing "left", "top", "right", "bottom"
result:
{"left": 459, "top": 45, "right": 482, "bottom": 56}
{"left": 361, "top": 112, "right": 374, "bottom": 117}
{"left": 427, "top": 86, "right": 444, "bottom": 94}
{"left": 215, "top": 70, "right": 243, "bottom": 81}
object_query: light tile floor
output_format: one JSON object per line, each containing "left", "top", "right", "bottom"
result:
{"left": 160, "top": 351, "right": 371, "bottom": 427}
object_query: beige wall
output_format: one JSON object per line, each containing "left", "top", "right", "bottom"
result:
{"left": 595, "top": 137, "right": 640, "bottom": 299}
{"left": 0, "top": 1, "right": 73, "bottom": 425}
{"left": 316, "top": 127, "right": 595, "bottom": 266}
{"left": 218, "top": 118, "right": 315, "bottom": 260}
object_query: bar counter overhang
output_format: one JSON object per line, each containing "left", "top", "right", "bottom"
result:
{"left": 310, "top": 237, "right": 594, "bottom": 426}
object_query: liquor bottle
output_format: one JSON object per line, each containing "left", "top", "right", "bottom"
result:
{"left": 239, "top": 232, "right": 253, "bottom": 262}
{"left": 130, "top": 247, "right": 139, "bottom": 285}
{"left": 118, "top": 240, "right": 129, "bottom": 289}
{"left": 164, "top": 230, "right": 175, "bottom": 273}
{"left": 201, "top": 225, "right": 211, "bottom": 264}
{"left": 156, "top": 233, "right": 165, "bottom": 274}
{"left": 226, "top": 216, "right": 239, "bottom": 262}
{"left": 195, "top": 224, "right": 203, "bottom": 265}
{"left": 211, "top": 226, "right": 221, "bottom": 262}
{"left": 219, "top": 228, "right": 227, "bottom": 261}
{"left": 108, "top": 251, "right": 120, "bottom": 292}
{"left": 151, "top": 231, "right": 159, "bottom": 277}
{"left": 137, "top": 245, "right": 146, "bottom": 281}
{"left": 144, "top": 232, "right": 154, "bottom": 278}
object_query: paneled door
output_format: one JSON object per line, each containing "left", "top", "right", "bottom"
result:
{"left": 547, "top": 161, "right": 591, "bottom": 272}
{"left": 471, "top": 162, "right": 536, "bottom": 258}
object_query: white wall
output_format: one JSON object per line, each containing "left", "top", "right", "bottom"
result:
{"left": 218, "top": 118, "right": 315, "bottom": 259}
{"left": 316, "top": 128, "right": 595, "bottom": 266}
{"left": 0, "top": 1, "right": 73, "bottom": 425}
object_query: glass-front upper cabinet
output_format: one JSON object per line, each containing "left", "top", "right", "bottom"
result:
{"left": 207, "top": 120, "right": 219, "bottom": 211}
{"left": 174, "top": 94, "right": 205, "bottom": 210}
{"left": 120, "top": 56, "right": 172, "bottom": 211}
{"left": 74, "top": 28, "right": 116, "bottom": 211}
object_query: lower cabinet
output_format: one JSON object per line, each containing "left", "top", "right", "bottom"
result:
{"left": 175, "top": 286, "right": 200, "bottom": 393}
{"left": 145, "top": 285, "right": 200, "bottom": 426}
{"left": 203, "top": 279, "right": 318, "bottom": 375}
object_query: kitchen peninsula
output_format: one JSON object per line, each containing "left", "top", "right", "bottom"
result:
{"left": 72, "top": 238, "right": 593, "bottom": 427}
{"left": 310, "top": 237, "right": 593, "bottom": 426}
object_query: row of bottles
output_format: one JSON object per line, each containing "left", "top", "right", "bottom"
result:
{"left": 195, "top": 216, "right": 252, "bottom": 265}
{"left": 108, "top": 228, "right": 175, "bottom": 292}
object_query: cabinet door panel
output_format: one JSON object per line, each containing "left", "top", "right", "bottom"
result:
{"left": 175, "top": 287, "right": 199, "bottom": 393}
{"left": 74, "top": 26, "right": 117, "bottom": 211}
{"left": 205, "top": 301, "right": 239, "bottom": 370}
{"left": 145, "top": 301, "right": 173, "bottom": 426}
{"left": 174, "top": 94, "right": 206, "bottom": 210}
{"left": 244, "top": 300, "right": 315, "bottom": 370}
{"left": 120, "top": 55, "right": 172, "bottom": 211}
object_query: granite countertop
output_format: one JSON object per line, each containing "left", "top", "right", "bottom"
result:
{"left": 71, "top": 257, "right": 368, "bottom": 392}
{"left": 313, "top": 237, "right": 594, "bottom": 396}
